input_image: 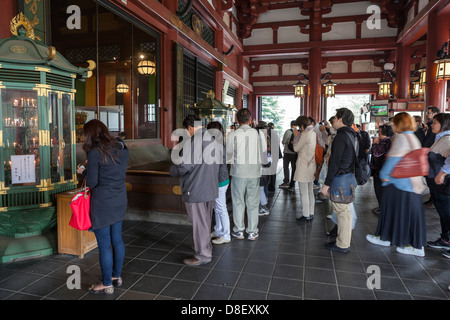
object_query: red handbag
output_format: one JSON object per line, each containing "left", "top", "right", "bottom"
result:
{"left": 69, "top": 180, "right": 91, "bottom": 230}
{"left": 391, "top": 134, "right": 430, "bottom": 179}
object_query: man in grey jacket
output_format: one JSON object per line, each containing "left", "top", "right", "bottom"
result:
{"left": 227, "top": 108, "right": 266, "bottom": 241}
{"left": 170, "top": 115, "right": 220, "bottom": 266}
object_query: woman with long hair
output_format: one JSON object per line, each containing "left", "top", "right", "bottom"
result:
{"left": 77, "top": 119, "right": 129, "bottom": 294}
{"left": 366, "top": 112, "right": 427, "bottom": 257}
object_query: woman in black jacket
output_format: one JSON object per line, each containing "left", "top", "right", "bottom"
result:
{"left": 77, "top": 119, "right": 129, "bottom": 294}
{"left": 369, "top": 124, "right": 394, "bottom": 215}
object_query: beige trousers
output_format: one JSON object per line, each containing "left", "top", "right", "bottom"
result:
{"left": 332, "top": 201, "right": 352, "bottom": 249}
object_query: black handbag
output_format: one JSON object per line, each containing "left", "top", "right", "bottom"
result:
{"left": 330, "top": 172, "right": 357, "bottom": 204}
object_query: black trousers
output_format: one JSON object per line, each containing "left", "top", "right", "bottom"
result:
{"left": 283, "top": 153, "right": 297, "bottom": 187}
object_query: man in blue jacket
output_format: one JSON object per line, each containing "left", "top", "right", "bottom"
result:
{"left": 170, "top": 115, "right": 220, "bottom": 266}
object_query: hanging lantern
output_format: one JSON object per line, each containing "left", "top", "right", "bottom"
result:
{"left": 434, "top": 57, "right": 450, "bottom": 81}
{"left": 321, "top": 72, "right": 337, "bottom": 98}
{"left": 411, "top": 80, "right": 425, "bottom": 98}
{"left": 434, "top": 41, "right": 450, "bottom": 81}
{"left": 293, "top": 73, "right": 308, "bottom": 98}
{"left": 116, "top": 83, "right": 129, "bottom": 94}
{"left": 378, "top": 81, "right": 391, "bottom": 98}
{"left": 418, "top": 67, "right": 426, "bottom": 85}
{"left": 293, "top": 80, "right": 307, "bottom": 98}
{"left": 137, "top": 60, "right": 156, "bottom": 75}
{"left": 323, "top": 79, "right": 336, "bottom": 98}
{"left": 377, "top": 70, "right": 394, "bottom": 99}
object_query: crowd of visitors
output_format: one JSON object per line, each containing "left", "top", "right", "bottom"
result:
{"left": 168, "top": 106, "right": 449, "bottom": 265}
{"left": 76, "top": 103, "right": 448, "bottom": 294}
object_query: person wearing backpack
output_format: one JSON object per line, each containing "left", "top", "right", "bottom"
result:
{"left": 280, "top": 121, "right": 298, "bottom": 191}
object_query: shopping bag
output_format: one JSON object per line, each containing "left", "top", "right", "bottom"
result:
{"left": 69, "top": 183, "right": 91, "bottom": 231}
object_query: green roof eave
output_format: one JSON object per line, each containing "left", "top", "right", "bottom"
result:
{"left": 0, "top": 36, "right": 88, "bottom": 77}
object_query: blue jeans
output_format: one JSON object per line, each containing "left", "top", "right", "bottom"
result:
{"left": 93, "top": 221, "right": 125, "bottom": 286}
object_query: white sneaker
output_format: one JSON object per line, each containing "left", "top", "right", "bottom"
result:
{"left": 247, "top": 232, "right": 259, "bottom": 241}
{"left": 212, "top": 236, "right": 231, "bottom": 245}
{"left": 366, "top": 234, "right": 391, "bottom": 247}
{"left": 396, "top": 246, "right": 425, "bottom": 257}
{"left": 211, "top": 231, "right": 218, "bottom": 238}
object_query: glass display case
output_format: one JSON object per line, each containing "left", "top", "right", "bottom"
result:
{"left": 0, "top": 14, "right": 89, "bottom": 262}
{"left": 1, "top": 89, "right": 40, "bottom": 188}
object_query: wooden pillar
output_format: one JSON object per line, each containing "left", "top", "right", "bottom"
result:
{"left": 163, "top": 0, "right": 177, "bottom": 13}
{"left": 0, "top": 0, "right": 16, "bottom": 39}
{"left": 308, "top": 47, "right": 322, "bottom": 121}
{"left": 215, "top": 29, "right": 224, "bottom": 102}
{"left": 162, "top": 29, "right": 177, "bottom": 148}
{"left": 396, "top": 45, "right": 411, "bottom": 99}
{"left": 425, "top": 8, "right": 450, "bottom": 111}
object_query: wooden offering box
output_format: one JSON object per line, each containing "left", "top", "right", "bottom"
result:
{"left": 56, "top": 189, "right": 97, "bottom": 258}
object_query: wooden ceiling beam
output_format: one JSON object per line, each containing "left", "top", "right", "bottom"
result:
{"left": 252, "top": 82, "right": 379, "bottom": 95}
{"left": 251, "top": 72, "right": 383, "bottom": 82}
{"left": 244, "top": 37, "right": 397, "bottom": 57}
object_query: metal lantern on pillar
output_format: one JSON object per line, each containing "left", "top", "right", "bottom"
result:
{"left": 434, "top": 42, "right": 450, "bottom": 81}
{"left": 378, "top": 70, "right": 394, "bottom": 99}
{"left": 418, "top": 67, "right": 426, "bottom": 85}
{"left": 411, "top": 80, "right": 425, "bottom": 98}
{"left": 293, "top": 73, "right": 308, "bottom": 98}
{"left": 322, "top": 72, "right": 336, "bottom": 98}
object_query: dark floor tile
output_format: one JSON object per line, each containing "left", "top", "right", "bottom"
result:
{"left": 305, "top": 267, "right": 336, "bottom": 284}
{"left": 304, "top": 282, "right": 339, "bottom": 300}
{"left": 269, "top": 277, "right": 302, "bottom": 297}
{"left": 0, "top": 273, "right": 42, "bottom": 291}
{"left": 21, "top": 276, "right": 64, "bottom": 297}
{"left": 230, "top": 288, "right": 267, "bottom": 300}
{"left": 402, "top": 279, "right": 448, "bottom": 299}
{"left": 193, "top": 284, "right": 232, "bottom": 300}
{"left": 338, "top": 286, "right": 376, "bottom": 300}
{"left": 336, "top": 271, "right": 369, "bottom": 288}
{"left": 236, "top": 273, "right": 270, "bottom": 292}
{"left": 129, "top": 275, "right": 171, "bottom": 295}
{"left": 148, "top": 262, "right": 183, "bottom": 278}
{"left": 273, "top": 264, "right": 303, "bottom": 280}
{"left": 124, "top": 258, "right": 156, "bottom": 274}
{"left": 276, "top": 252, "right": 304, "bottom": 266}
{"left": 214, "top": 257, "right": 246, "bottom": 272}
{"left": 243, "top": 261, "right": 274, "bottom": 277}
{"left": 160, "top": 279, "right": 201, "bottom": 300}
{"left": 374, "top": 290, "right": 413, "bottom": 300}
{"left": 176, "top": 266, "right": 210, "bottom": 282}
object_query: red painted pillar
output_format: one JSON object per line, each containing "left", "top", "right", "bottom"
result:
{"left": 308, "top": 47, "right": 322, "bottom": 121}
{"left": 163, "top": 0, "right": 177, "bottom": 13}
{"left": 0, "top": 0, "right": 16, "bottom": 39}
{"left": 162, "top": 29, "right": 177, "bottom": 148}
{"left": 396, "top": 45, "right": 411, "bottom": 99}
{"left": 425, "top": 8, "right": 450, "bottom": 112}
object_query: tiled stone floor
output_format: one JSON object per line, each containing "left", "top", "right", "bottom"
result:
{"left": 0, "top": 176, "right": 449, "bottom": 301}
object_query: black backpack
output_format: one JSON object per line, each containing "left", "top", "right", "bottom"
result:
{"left": 345, "top": 132, "right": 370, "bottom": 185}
{"left": 288, "top": 129, "right": 295, "bottom": 152}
